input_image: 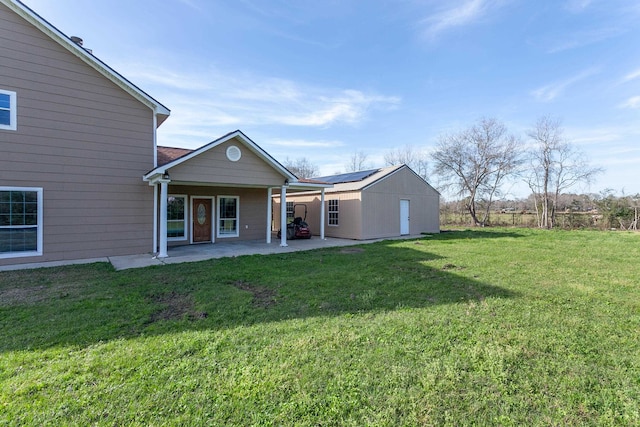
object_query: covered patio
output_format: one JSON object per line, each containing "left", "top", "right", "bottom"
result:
{"left": 142, "top": 130, "right": 332, "bottom": 259}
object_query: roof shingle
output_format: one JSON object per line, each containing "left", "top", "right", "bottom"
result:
{"left": 157, "top": 146, "right": 193, "bottom": 166}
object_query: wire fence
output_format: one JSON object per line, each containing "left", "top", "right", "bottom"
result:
{"left": 439, "top": 211, "right": 617, "bottom": 230}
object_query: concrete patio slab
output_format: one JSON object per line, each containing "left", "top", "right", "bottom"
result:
{"left": 0, "top": 234, "right": 425, "bottom": 271}
{"left": 108, "top": 235, "right": 424, "bottom": 270}
{"left": 0, "top": 257, "right": 109, "bottom": 272}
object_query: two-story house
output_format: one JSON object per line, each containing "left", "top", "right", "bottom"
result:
{"left": 1, "top": 0, "right": 327, "bottom": 269}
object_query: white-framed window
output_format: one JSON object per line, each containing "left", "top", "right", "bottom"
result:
{"left": 0, "top": 89, "right": 17, "bottom": 131}
{"left": 328, "top": 199, "right": 339, "bottom": 226}
{"left": 0, "top": 187, "right": 43, "bottom": 258}
{"left": 217, "top": 196, "right": 239, "bottom": 237}
{"left": 167, "top": 195, "right": 187, "bottom": 241}
{"left": 286, "top": 201, "right": 294, "bottom": 223}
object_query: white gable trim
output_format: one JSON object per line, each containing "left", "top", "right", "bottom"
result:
{"left": 388, "top": 165, "right": 441, "bottom": 195}
{"left": 283, "top": 164, "right": 438, "bottom": 195}
{"left": 143, "top": 130, "right": 297, "bottom": 182}
{"left": 2, "top": 0, "right": 170, "bottom": 125}
{"left": 361, "top": 165, "right": 440, "bottom": 194}
{"left": 360, "top": 165, "right": 406, "bottom": 191}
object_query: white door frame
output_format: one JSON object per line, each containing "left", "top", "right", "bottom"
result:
{"left": 400, "top": 199, "right": 410, "bottom": 235}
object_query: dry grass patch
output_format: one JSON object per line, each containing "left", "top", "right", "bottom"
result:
{"left": 339, "top": 247, "right": 365, "bottom": 254}
{"left": 233, "top": 280, "right": 278, "bottom": 308}
{"left": 149, "top": 292, "right": 208, "bottom": 322}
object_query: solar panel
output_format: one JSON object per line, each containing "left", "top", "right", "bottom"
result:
{"left": 314, "top": 168, "right": 380, "bottom": 184}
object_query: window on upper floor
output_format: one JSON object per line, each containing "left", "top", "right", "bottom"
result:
{"left": 0, "top": 187, "right": 43, "bottom": 258}
{"left": 0, "top": 90, "right": 17, "bottom": 131}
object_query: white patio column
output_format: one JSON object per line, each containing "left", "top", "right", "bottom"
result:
{"left": 280, "top": 184, "right": 288, "bottom": 247}
{"left": 266, "top": 187, "right": 272, "bottom": 244}
{"left": 152, "top": 182, "right": 158, "bottom": 253}
{"left": 320, "top": 188, "right": 326, "bottom": 240}
{"left": 158, "top": 176, "right": 170, "bottom": 258}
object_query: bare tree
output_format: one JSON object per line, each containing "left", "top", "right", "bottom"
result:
{"left": 345, "top": 150, "right": 372, "bottom": 172}
{"left": 431, "top": 117, "right": 522, "bottom": 226}
{"left": 284, "top": 157, "right": 319, "bottom": 178}
{"left": 384, "top": 145, "right": 428, "bottom": 180}
{"left": 526, "top": 116, "right": 603, "bottom": 229}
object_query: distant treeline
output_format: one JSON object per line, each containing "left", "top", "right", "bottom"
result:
{"left": 441, "top": 192, "right": 639, "bottom": 231}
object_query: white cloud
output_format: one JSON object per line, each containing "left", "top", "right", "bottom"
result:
{"left": 622, "top": 68, "right": 640, "bottom": 83}
{"left": 571, "top": 132, "right": 621, "bottom": 145}
{"left": 176, "top": 0, "right": 202, "bottom": 12}
{"left": 117, "top": 61, "right": 400, "bottom": 146}
{"left": 124, "top": 69, "right": 213, "bottom": 91}
{"left": 566, "top": 126, "right": 625, "bottom": 147}
{"left": 275, "top": 90, "right": 400, "bottom": 127}
{"left": 420, "top": 0, "right": 496, "bottom": 40}
{"left": 564, "top": 0, "right": 592, "bottom": 13}
{"left": 531, "top": 68, "right": 599, "bottom": 102}
{"left": 619, "top": 96, "right": 640, "bottom": 109}
{"left": 546, "top": 27, "right": 622, "bottom": 53}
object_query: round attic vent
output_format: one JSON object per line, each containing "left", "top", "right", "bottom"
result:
{"left": 226, "top": 145, "right": 242, "bottom": 162}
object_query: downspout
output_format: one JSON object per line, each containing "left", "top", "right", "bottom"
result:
{"left": 320, "top": 188, "right": 326, "bottom": 240}
{"left": 266, "top": 187, "right": 273, "bottom": 244}
{"left": 280, "top": 184, "right": 288, "bottom": 247}
{"left": 152, "top": 111, "right": 158, "bottom": 168}
{"left": 158, "top": 173, "right": 171, "bottom": 258}
{"left": 153, "top": 183, "right": 158, "bottom": 253}
{"left": 152, "top": 112, "right": 158, "bottom": 253}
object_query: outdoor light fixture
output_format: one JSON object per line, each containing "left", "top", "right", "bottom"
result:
{"left": 284, "top": 179, "right": 289, "bottom": 187}
{"left": 162, "top": 171, "right": 170, "bottom": 180}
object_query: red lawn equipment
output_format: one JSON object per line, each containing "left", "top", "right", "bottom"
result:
{"left": 277, "top": 204, "right": 312, "bottom": 239}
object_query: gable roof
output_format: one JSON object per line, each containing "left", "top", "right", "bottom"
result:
{"left": 312, "top": 164, "right": 440, "bottom": 194}
{"left": 314, "top": 168, "right": 381, "bottom": 184}
{"left": 146, "top": 130, "right": 333, "bottom": 190}
{"left": 145, "top": 130, "right": 295, "bottom": 181}
{"left": 1, "top": 0, "right": 170, "bottom": 125}
{"left": 315, "top": 165, "right": 404, "bottom": 192}
{"left": 157, "top": 146, "right": 194, "bottom": 167}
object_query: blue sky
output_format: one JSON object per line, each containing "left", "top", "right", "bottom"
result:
{"left": 25, "top": 0, "right": 640, "bottom": 197}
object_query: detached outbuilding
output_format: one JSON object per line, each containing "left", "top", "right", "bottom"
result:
{"left": 273, "top": 165, "right": 440, "bottom": 240}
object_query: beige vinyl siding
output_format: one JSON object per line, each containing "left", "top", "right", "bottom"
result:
{"left": 361, "top": 168, "right": 440, "bottom": 238}
{"left": 272, "top": 194, "right": 323, "bottom": 237}
{"left": 0, "top": 3, "right": 155, "bottom": 265}
{"left": 165, "top": 186, "right": 269, "bottom": 245}
{"left": 360, "top": 192, "right": 398, "bottom": 239}
{"left": 295, "top": 195, "right": 322, "bottom": 235}
{"left": 323, "top": 192, "right": 363, "bottom": 239}
{"left": 273, "top": 192, "right": 364, "bottom": 240}
{"left": 278, "top": 166, "right": 440, "bottom": 241}
{"left": 168, "top": 139, "right": 286, "bottom": 186}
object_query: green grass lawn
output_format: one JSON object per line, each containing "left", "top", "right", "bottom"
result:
{"left": 1, "top": 228, "right": 639, "bottom": 426}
